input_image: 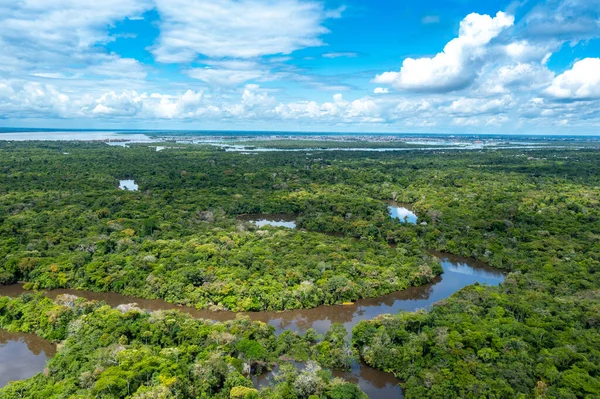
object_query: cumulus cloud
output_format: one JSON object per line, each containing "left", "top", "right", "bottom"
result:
{"left": 2, "top": 1, "right": 600, "bottom": 133}
{"left": 274, "top": 93, "right": 383, "bottom": 123}
{"left": 374, "top": 11, "right": 514, "bottom": 93}
{"left": 477, "top": 62, "right": 555, "bottom": 94}
{"left": 0, "top": 81, "right": 75, "bottom": 118}
{"left": 239, "top": 84, "right": 276, "bottom": 109}
{"left": 544, "top": 58, "right": 600, "bottom": 100}
{"left": 501, "top": 41, "right": 553, "bottom": 63}
{"left": 91, "top": 91, "right": 145, "bottom": 116}
{"left": 152, "top": 0, "right": 341, "bottom": 62}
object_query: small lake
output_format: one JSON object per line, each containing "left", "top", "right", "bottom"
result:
{"left": 239, "top": 214, "right": 297, "bottom": 228}
{"left": 118, "top": 179, "right": 139, "bottom": 191}
{"left": 0, "top": 330, "right": 56, "bottom": 388}
{"left": 388, "top": 202, "right": 418, "bottom": 224}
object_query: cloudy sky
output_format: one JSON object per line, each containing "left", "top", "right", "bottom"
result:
{"left": 1, "top": 0, "right": 600, "bottom": 133}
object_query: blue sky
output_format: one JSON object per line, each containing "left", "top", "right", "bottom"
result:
{"left": 1, "top": 0, "right": 600, "bottom": 134}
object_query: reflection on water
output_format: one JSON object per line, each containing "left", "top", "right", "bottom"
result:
{"left": 118, "top": 179, "right": 139, "bottom": 191}
{"left": 388, "top": 202, "right": 418, "bottom": 224}
{"left": 0, "top": 330, "right": 56, "bottom": 388}
{"left": 333, "top": 361, "right": 405, "bottom": 399}
{"left": 239, "top": 214, "right": 296, "bottom": 228}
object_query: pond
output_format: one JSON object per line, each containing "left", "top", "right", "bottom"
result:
{"left": 239, "top": 214, "right": 297, "bottom": 228}
{"left": 0, "top": 330, "right": 56, "bottom": 388}
{"left": 118, "top": 179, "right": 139, "bottom": 191}
{"left": 388, "top": 202, "right": 418, "bottom": 224}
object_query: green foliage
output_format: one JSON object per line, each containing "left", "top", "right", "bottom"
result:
{"left": 0, "top": 142, "right": 439, "bottom": 311}
{"left": 0, "top": 295, "right": 367, "bottom": 399}
{"left": 1, "top": 141, "right": 599, "bottom": 398}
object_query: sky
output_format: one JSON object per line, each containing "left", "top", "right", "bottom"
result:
{"left": 0, "top": 0, "right": 600, "bottom": 134}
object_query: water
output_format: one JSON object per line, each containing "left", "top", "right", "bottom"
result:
{"left": 0, "top": 330, "right": 56, "bottom": 388}
{"left": 0, "top": 130, "right": 593, "bottom": 152}
{"left": 239, "top": 214, "right": 297, "bottom": 228}
{"left": 0, "top": 131, "right": 150, "bottom": 142}
{"left": 388, "top": 202, "right": 418, "bottom": 224}
{"left": 254, "top": 360, "right": 405, "bottom": 398}
{"left": 211, "top": 143, "right": 580, "bottom": 152}
{"left": 118, "top": 179, "right": 139, "bottom": 191}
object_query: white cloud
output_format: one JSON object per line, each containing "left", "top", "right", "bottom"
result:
{"left": 502, "top": 41, "right": 554, "bottom": 63}
{"left": 240, "top": 84, "right": 276, "bottom": 109}
{"left": 152, "top": 0, "right": 341, "bottom": 62}
{"left": 452, "top": 117, "right": 481, "bottom": 127}
{"left": 393, "top": 99, "right": 434, "bottom": 115}
{"left": 0, "top": 82, "right": 15, "bottom": 98}
{"left": 545, "top": 58, "right": 600, "bottom": 100}
{"left": 274, "top": 93, "right": 383, "bottom": 123}
{"left": 444, "top": 95, "right": 514, "bottom": 116}
{"left": 374, "top": 11, "right": 514, "bottom": 93}
{"left": 477, "top": 62, "right": 555, "bottom": 94}
{"left": 2, "top": 2, "right": 600, "bottom": 133}
{"left": 374, "top": 87, "right": 389, "bottom": 94}
{"left": 0, "top": 0, "right": 153, "bottom": 103}
{"left": 87, "top": 56, "right": 148, "bottom": 80}
{"left": 0, "top": 81, "right": 75, "bottom": 118}
{"left": 521, "top": 0, "right": 600, "bottom": 42}
{"left": 152, "top": 90, "right": 208, "bottom": 118}
{"left": 0, "top": 0, "right": 153, "bottom": 71}
{"left": 322, "top": 52, "right": 359, "bottom": 58}
{"left": 91, "top": 90, "right": 145, "bottom": 116}
{"left": 187, "top": 68, "right": 267, "bottom": 87}
{"left": 485, "top": 115, "right": 509, "bottom": 126}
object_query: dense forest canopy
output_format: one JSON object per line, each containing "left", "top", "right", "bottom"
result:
{"left": 0, "top": 141, "right": 599, "bottom": 398}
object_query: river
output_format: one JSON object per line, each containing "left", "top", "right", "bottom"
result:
{"left": 0, "top": 252, "right": 504, "bottom": 397}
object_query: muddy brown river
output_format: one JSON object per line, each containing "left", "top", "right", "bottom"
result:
{"left": 0, "top": 252, "right": 504, "bottom": 397}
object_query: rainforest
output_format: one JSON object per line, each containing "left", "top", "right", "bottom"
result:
{"left": 0, "top": 139, "right": 599, "bottom": 399}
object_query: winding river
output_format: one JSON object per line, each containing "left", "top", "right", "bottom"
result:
{"left": 0, "top": 252, "right": 504, "bottom": 396}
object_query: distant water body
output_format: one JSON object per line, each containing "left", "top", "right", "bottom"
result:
{"left": 0, "top": 128, "right": 598, "bottom": 142}
{"left": 0, "top": 131, "right": 151, "bottom": 142}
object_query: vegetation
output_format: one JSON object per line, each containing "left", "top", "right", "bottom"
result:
{"left": 0, "top": 293, "right": 364, "bottom": 399}
{"left": 227, "top": 140, "right": 437, "bottom": 149}
{"left": 0, "top": 141, "right": 439, "bottom": 311}
{"left": 1, "top": 140, "right": 599, "bottom": 398}
{"left": 350, "top": 150, "right": 600, "bottom": 398}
